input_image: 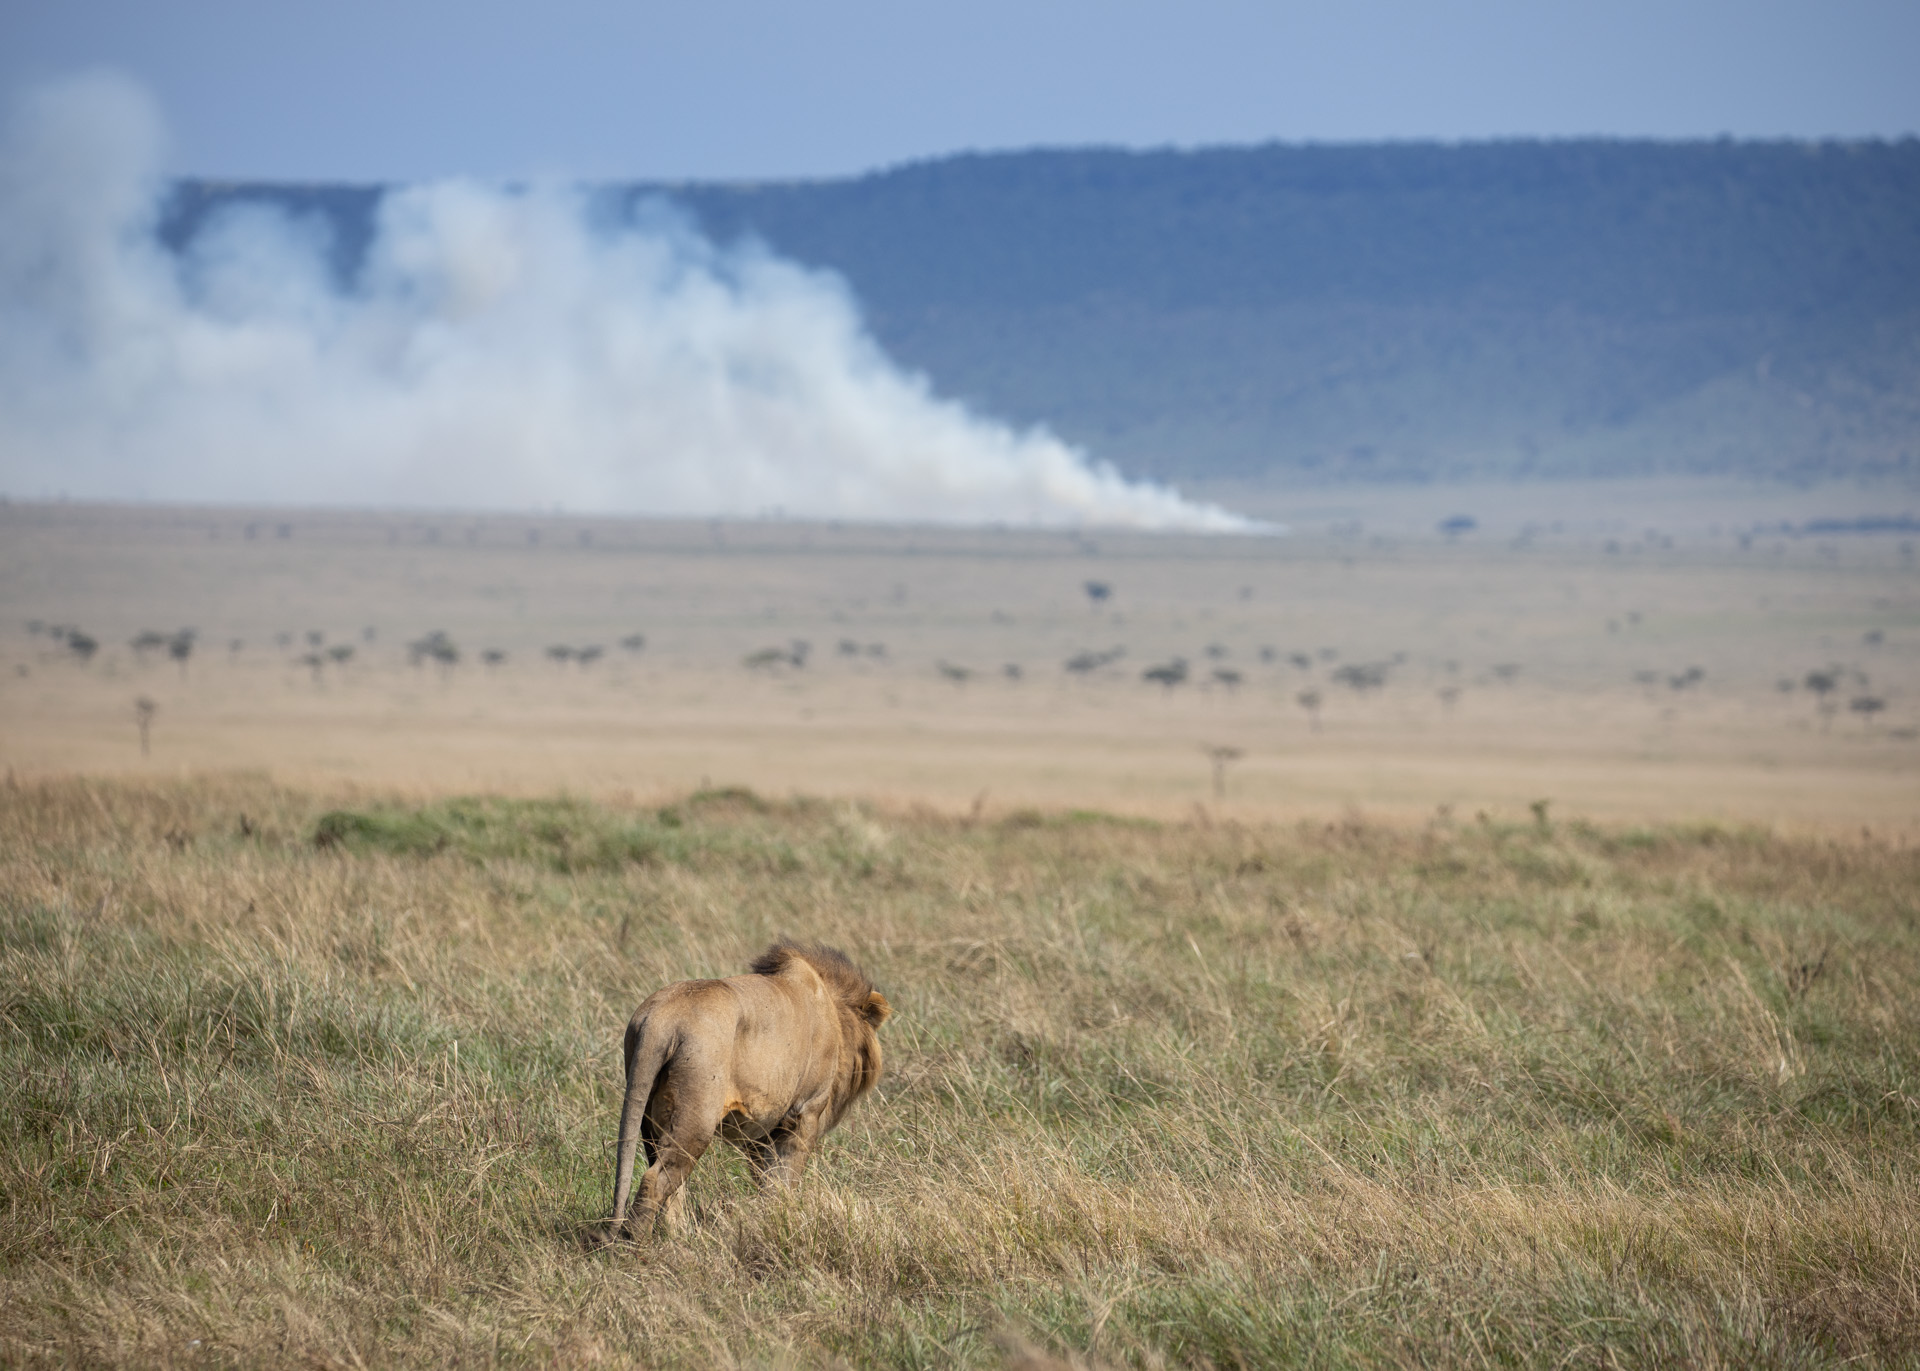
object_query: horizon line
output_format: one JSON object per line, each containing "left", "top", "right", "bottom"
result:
{"left": 164, "top": 131, "right": 1920, "bottom": 193}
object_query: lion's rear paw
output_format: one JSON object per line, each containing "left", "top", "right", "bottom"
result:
{"left": 589, "top": 1222, "right": 632, "bottom": 1250}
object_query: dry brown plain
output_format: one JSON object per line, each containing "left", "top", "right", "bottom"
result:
{"left": 2, "top": 483, "right": 1915, "bottom": 831}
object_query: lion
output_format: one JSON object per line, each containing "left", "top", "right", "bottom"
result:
{"left": 606, "top": 942, "right": 892, "bottom": 1240}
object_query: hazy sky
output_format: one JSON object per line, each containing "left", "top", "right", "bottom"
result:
{"left": 3, "top": 0, "right": 1917, "bottom": 182}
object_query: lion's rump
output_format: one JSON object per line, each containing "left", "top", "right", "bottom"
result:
{"left": 608, "top": 943, "right": 891, "bottom": 1237}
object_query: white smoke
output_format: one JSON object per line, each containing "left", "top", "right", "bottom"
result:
{"left": 0, "top": 73, "right": 1258, "bottom": 531}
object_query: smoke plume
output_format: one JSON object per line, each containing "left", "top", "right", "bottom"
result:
{"left": 0, "top": 73, "right": 1256, "bottom": 530}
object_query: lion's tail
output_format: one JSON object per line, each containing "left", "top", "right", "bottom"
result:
{"left": 610, "top": 1015, "right": 673, "bottom": 1232}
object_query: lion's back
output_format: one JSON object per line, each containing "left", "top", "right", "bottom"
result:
{"left": 631, "top": 977, "right": 744, "bottom": 1045}
{"left": 635, "top": 970, "right": 835, "bottom": 1124}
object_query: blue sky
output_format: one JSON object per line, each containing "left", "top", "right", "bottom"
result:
{"left": 2, "top": 0, "right": 1917, "bottom": 181}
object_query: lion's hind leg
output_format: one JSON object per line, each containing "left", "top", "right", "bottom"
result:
{"left": 628, "top": 1082, "right": 721, "bottom": 1239}
{"left": 633, "top": 1134, "right": 710, "bottom": 1237}
{"left": 650, "top": 1112, "right": 696, "bottom": 1233}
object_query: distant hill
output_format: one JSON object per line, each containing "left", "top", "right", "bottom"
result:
{"left": 166, "top": 140, "right": 1920, "bottom": 485}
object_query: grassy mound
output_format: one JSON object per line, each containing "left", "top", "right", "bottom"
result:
{"left": 309, "top": 789, "right": 791, "bottom": 871}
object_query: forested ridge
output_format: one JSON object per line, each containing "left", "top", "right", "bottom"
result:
{"left": 168, "top": 139, "right": 1920, "bottom": 484}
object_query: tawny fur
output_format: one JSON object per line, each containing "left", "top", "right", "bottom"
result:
{"left": 606, "top": 943, "right": 892, "bottom": 1240}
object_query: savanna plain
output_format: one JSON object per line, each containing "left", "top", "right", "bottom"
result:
{"left": 3, "top": 490, "right": 1919, "bottom": 1367}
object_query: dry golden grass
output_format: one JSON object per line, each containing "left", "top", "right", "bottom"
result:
{"left": 4, "top": 775, "right": 1918, "bottom": 1367}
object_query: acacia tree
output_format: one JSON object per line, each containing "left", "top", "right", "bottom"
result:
{"left": 134, "top": 697, "right": 156, "bottom": 756}
{"left": 1204, "top": 745, "right": 1244, "bottom": 799}
{"left": 1142, "top": 658, "right": 1188, "bottom": 690}
{"left": 1297, "top": 689, "right": 1322, "bottom": 732}
{"left": 1804, "top": 670, "right": 1841, "bottom": 730}
{"left": 1065, "top": 647, "right": 1124, "bottom": 675}
{"left": 409, "top": 631, "right": 460, "bottom": 678}
{"left": 1332, "top": 662, "right": 1388, "bottom": 692}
